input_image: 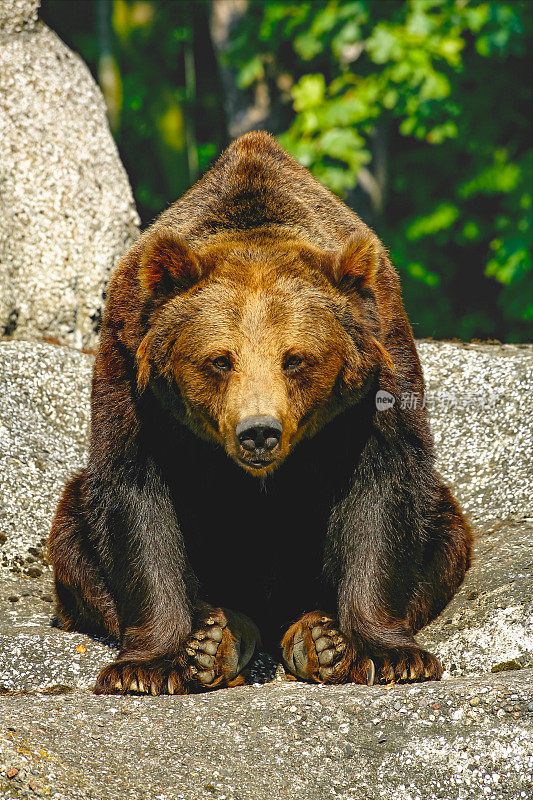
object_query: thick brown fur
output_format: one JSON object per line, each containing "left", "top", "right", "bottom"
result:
{"left": 48, "top": 132, "right": 472, "bottom": 693}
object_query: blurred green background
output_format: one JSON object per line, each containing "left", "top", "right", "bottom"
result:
{"left": 41, "top": 0, "right": 532, "bottom": 341}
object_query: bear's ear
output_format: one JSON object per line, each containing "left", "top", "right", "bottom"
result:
{"left": 329, "top": 232, "right": 379, "bottom": 292}
{"left": 371, "top": 337, "right": 394, "bottom": 373}
{"left": 136, "top": 331, "right": 153, "bottom": 392}
{"left": 139, "top": 227, "right": 205, "bottom": 296}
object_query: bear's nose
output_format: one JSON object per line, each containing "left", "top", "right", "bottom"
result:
{"left": 236, "top": 415, "right": 283, "bottom": 454}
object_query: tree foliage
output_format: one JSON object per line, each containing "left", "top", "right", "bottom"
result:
{"left": 41, "top": 0, "right": 532, "bottom": 341}
{"left": 229, "top": 0, "right": 532, "bottom": 340}
{"left": 42, "top": 0, "right": 225, "bottom": 223}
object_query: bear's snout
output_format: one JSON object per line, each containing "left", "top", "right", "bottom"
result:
{"left": 235, "top": 415, "right": 283, "bottom": 468}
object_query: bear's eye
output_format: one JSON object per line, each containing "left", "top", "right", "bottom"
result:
{"left": 211, "top": 355, "right": 232, "bottom": 373}
{"left": 283, "top": 354, "right": 304, "bottom": 372}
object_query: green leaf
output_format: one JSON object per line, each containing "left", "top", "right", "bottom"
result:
{"left": 406, "top": 204, "right": 460, "bottom": 240}
{"left": 237, "top": 56, "right": 264, "bottom": 89}
{"left": 460, "top": 162, "right": 522, "bottom": 198}
{"left": 292, "top": 74, "right": 326, "bottom": 111}
{"left": 294, "top": 31, "right": 324, "bottom": 60}
{"left": 406, "top": 262, "right": 441, "bottom": 287}
{"left": 317, "top": 127, "right": 366, "bottom": 167}
{"left": 486, "top": 241, "right": 531, "bottom": 285}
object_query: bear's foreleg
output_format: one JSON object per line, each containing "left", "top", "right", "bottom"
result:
{"left": 48, "top": 472, "right": 121, "bottom": 639}
{"left": 71, "top": 455, "right": 259, "bottom": 695}
{"left": 83, "top": 455, "right": 196, "bottom": 694}
{"left": 304, "top": 427, "right": 473, "bottom": 686}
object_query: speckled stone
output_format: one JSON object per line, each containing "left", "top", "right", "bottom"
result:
{"left": 0, "top": 0, "right": 39, "bottom": 34}
{"left": 418, "top": 341, "right": 532, "bottom": 523}
{"left": 1, "top": 341, "right": 531, "bottom": 571}
{"left": 0, "top": 341, "right": 92, "bottom": 569}
{"left": 0, "top": 18, "right": 139, "bottom": 348}
{"left": 0, "top": 671, "right": 531, "bottom": 799}
{"left": 418, "top": 519, "right": 532, "bottom": 676}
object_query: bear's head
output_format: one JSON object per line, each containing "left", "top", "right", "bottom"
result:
{"left": 135, "top": 226, "right": 392, "bottom": 475}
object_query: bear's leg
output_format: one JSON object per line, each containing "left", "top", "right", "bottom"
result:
{"left": 96, "top": 603, "right": 261, "bottom": 694}
{"left": 50, "top": 475, "right": 260, "bottom": 694}
{"left": 48, "top": 473, "right": 120, "bottom": 639}
{"left": 406, "top": 485, "right": 472, "bottom": 634}
{"left": 282, "top": 466, "right": 471, "bottom": 685}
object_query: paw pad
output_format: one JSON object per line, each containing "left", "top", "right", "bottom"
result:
{"left": 185, "top": 610, "right": 228, "bottom": 687}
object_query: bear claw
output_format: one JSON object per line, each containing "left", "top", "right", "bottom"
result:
{"left": 94, "top": 605, "right": 260, "bottom": 695}
{"left": 365, "top": 659, "right": 376, "bottom": 686}
{"left": 281, "top": 612, "right": 442, "bottom": 686}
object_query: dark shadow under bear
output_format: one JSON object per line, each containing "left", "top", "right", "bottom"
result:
{"left": 48, "top": 132, "right": 471, "bottom": 694}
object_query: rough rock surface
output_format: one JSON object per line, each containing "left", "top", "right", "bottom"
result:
{"left": 1, "top": 340, "right": 531, "bottom": 570}
{"left": 0, "top": 0, "right": 39, "bottom": 34}
{"left": 0, "top": 13, "right": 139, "bottom": 348}
{"left": 0, "top": 341, "right": 92, "bottom": 570}
{"left": 1, "top": 339, "right": 531, "bottom": 798}
{"left": 418, "top": 341, "right": 532, "bottom": 522}
{"left": 0, "top": 669, "right": 530, "bottom": 800}
{"left": 418, "top": 520, "right": 532, "bottom": 676}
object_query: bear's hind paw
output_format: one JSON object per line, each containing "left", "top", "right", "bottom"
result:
{"left": 280, "top": 613, "right": 442, "bottom": 686}
{"left": 94, "top": 605, "right": 260, "bottom": 695}
{"left": 281, "top": 612, "right": 373, "bottom": 685}
{"left": 186, "top": 604, "right": 260, "bottom": 690}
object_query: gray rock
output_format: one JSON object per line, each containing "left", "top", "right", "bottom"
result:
{"left": 0, "top": 16, "right": 139, "bottom": 349}
{"left": 0, "top": 558, "right": 529, "bottom": 800}
{"left": 0, "top": 0, "right": 39, "bottom": 34}
{"left": 418, "top": 519, "right": 533, "bottom": 676}
{"left": 0, "top": 668, "right": 531, "bottom": 800}
{"left": 1, "top": 340, "right": 531, "bottom": 569}
{"left": 0, "top": 341, "right": 92, "bottom": 569}
{"left": 418, "top": 341, "right": 533, "bottom": 523}
{"left": 0, "top": 571, "right": 116, "bottom": 693}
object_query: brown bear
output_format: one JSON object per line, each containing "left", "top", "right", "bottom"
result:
{"left": 48, "top": 131, "right": 471, "bottom": 694}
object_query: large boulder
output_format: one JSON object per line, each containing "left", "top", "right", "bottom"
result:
{"left": 0, "top": 0, "right": 39, "bottom": 34}
{"left": 0, "top": 2, "right": 139, "bottom": 349}
{"left": 0, "top": 339, "right": 531, "bottom": 799}
{"left": 418, "top": 519, "right": 532, "bottom": 676}
{"left": 1, "top": 340, "right": 531, "bottom": 570}
{"left": 0, "top": 654, "right": 530, "bottom": 800}
{"left": 0, "top": 341, "right": 92, "bottom": 572}
{"left": 418, "top": 341, "right": 532, "bottom": 523}
{"left": 0, "top": 562, "right": 531, "bottom": 800}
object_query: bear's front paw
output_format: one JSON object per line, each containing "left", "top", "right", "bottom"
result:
{"left": 94, "top": 656, "right": 189, "bottom": 696}
{"left": 281, "top": 611, "right": 374, "bottom": 685}
{"left": 281, "top": 612, "right": 443, "bottom": 686}
{"left": 373, "top": 646, "right": 443, "bottom": 684}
